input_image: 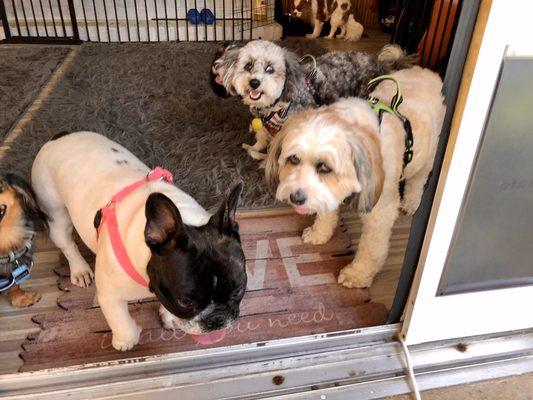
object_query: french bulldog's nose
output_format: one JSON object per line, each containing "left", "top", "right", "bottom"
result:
{"left": 290, "top": 190, "right": 306, "bottom": 205}
{"left": 204, "top": 314, "right": 225, "bottom": 331}
{"left": 249, "top": 79, "right": 261, "bottom": 89}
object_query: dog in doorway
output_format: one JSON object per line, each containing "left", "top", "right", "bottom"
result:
{"left": 32, "top": 132, "right": 247, "bottom": 350}
{"left": 291, "top": 0, "right": 364, "bottom": 41}
{"left": 0, "top": 174, "right": 48, "bottom": 308}
{"left": 266, "top": 67, "right": 445, "bottom": 288}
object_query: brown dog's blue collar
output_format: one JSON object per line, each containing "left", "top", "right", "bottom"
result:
{"left": 0, "top": 232, "right": 34, "bottom": 292}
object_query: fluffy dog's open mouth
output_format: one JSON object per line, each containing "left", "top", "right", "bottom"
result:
{"left": 249, "top": 90, "right": 263, "bottom": 100}
{"left": 0, "top": 204, "right": 6, "bottom": 223}
{"left": 293, "top": 205, "right": 312, "bottom": 215}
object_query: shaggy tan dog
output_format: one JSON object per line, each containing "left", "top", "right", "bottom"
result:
{"left": 266, "top": 67, "right": 445, "bottom": 288}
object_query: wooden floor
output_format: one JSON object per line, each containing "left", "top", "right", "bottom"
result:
{"left": 0, "top": 209, "right": 406, "bottom": 374}
{"left": 0, "top": 32, "right": 401, "bottom": 374}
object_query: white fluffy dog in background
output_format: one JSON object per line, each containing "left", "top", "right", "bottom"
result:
{"left": 266, "top": 67, "right": 445, "bottom": 288}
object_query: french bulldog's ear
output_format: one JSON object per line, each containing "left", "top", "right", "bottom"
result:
{"left": 210, "top": 181, "right": 243, "bottom": 236}
{"left": 145, "top": 193, "right": 186, "bottom": 254}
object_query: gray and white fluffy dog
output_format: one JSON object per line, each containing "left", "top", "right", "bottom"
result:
{"left": 210, "top": 40, "right": 417, "bottom": 160}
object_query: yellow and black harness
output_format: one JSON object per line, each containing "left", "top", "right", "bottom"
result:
{"left": 367, "top": 75, "right": 414, "bottom": 169}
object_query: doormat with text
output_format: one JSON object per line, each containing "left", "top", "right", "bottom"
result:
{"left": 20, "top": 213, "right": 387, "bottom": 372}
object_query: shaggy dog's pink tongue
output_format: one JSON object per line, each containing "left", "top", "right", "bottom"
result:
{"left": 250, "top": 90, "right": 262, "bottom": 100}
{"left": 215, "top": 75, "right": 222, "bottom": 84}
{"left": 191, "top": 329, "right": 227, "bottom": 345}
{"left": 294, "top": 206, "right": 310, "bottom": 215}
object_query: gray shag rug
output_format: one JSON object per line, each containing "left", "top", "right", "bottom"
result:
{"left": 0, "top": 46, "right": 71, "bottom": 139}
{"left": 0, "top": 40, "right": 326, "bottom": 210}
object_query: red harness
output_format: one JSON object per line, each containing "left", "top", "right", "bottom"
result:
{"left": 97, "top": 167, "right": 174, "bottom": 287}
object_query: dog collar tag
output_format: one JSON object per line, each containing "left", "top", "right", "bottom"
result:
{"left": 12, "top": 264, "right": 31, "bottom": 285}
{"left": 251, "top": 118, "right": 263, "bottom": 133}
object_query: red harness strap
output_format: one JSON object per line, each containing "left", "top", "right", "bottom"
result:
{"left": 97, "top": 167, "right": 174, "bottom": 287}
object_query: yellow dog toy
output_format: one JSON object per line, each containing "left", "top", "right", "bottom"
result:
{"left": 251, "top": 118, "right": 263, "bottom": 133}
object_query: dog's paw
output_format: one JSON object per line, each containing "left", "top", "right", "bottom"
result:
{"left": 242, "top": 143, "right": 267, "bottom": 160}
{"left": 302, "top": 226, "right": 332, "bottom": 245}
{"left": 70, "top": 262, "right": 94, "bottom": 288}
{"left": 338, "top": 264, "right": 374, "bottom": 289}
{"left": 112, "top": 325, "right": 142, "bottom": 351}
{"left": 248, "top": 151, "right": 267, "bottom": 160}
{"left": 305, "top": 34, "right": 318, "bottom": 39}
{"left": 159, "top": 305, "right": 176, "bottom": 330}
{"left": 324, "top": 36, "right": 334, "bottom": 40}
{"left": 10, "top": 289, "right": 41, "bottom": 308}
{"left": 400, "top": 195, "right": 421, "bottom": 216}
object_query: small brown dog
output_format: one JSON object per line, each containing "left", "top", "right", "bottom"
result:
{"left": 0, "top": 174, "right": 48, "bottom": 307}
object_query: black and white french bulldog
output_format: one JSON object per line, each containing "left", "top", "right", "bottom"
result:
{"left": 32, "top": 131, "right": 247, "bottom": 350}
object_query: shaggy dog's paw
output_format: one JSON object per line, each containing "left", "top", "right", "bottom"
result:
{"left": 159, "top": 305, "right": 176, "bottom": 330}
{"left": 324, "top": 36, "right": 334, "bottom": 40}
{"left": 70, "top": 261, "right": 94, "bottom": 288}
{"left": 302, "top": 226, "right": 332, "bottom": 245}
{"left": 10, "top": 289, "right": 41, "bottom": 308}
{"left": 338, "top": 264, "right": 374, "bottom": 288}
{"left": 242, "top": 143, "right": 267, "bottom": 160}
{"left": 305, "top": 34, "right": 318, "bottom": 39}
{"left": 400, "top": 195, "right": 421, "bottom": 216}
{"left": 112, "top": 325, "right": 142, "bottom": 351}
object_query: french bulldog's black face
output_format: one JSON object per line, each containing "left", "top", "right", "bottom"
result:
{"left": 144, "top": 183, "right": 246, "bottom": 334}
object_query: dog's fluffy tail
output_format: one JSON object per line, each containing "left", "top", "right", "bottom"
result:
{"left": 344, "top": 15, "right": 364, "bottom": 42}
{"left": 378, "top": 44, "right": 419, "bottom": 71}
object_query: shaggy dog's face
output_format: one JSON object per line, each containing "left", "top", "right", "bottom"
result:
{"left": 291, "top": 0, "right": 313, "bottom": 23}
{"left": 232, "top": 40, "right": 287, "bottom": 108}
{"left": 266, "top": 104, "right": 384, "bottom": 216}
{"left": 268, "top": 113, "right": 359, "bottom": 215}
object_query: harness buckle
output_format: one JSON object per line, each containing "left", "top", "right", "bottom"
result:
{"left": 404, "top": 150, "right": 414, "bottom": 165}
{"left": 0, "top": 261, "right": 32, "bottom": 292}
{"left": 12, "top": 262, "right": 32, "bottom": 285}
{"left": 147, "top": 167, "right": 174, "bottom": 183}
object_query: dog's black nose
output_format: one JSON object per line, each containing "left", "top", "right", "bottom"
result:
{"left": 249, "top": 79, "right": 261, "bottom": 89}
{"left": 290, "top": 190, "right": 306, "bottom": 205}
{"left": 204, "top": 314, "right": 226, "bottom": 331}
